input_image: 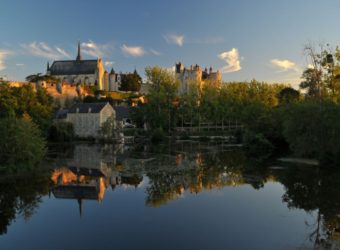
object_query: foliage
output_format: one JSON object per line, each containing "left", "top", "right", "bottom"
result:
{"left": 281, "top": 101, "right": 340, "bottom": 166}
{"left": 278, "top": 87, "right": 300, "bottom": 105}
{"left": 151, "top": 128, "right": 166, "bottom": 143}
{"left": 142, "top": 66, "right": 179, "bottom": 131}
{"left": 243, "top": 131, "right": 274, "bottom": 160}
{"left": 0, "top": 83, "right": 54, "bottom": 133}
{"left": 119, "top": 71, "right": 142, "bottom": 92}
{"left": 100, "top": 114, "right": 116, "bottom": 139}
{"left": 300, "top": 44, "right": 340, "bottom": 102}
{"left": 0, "top": 117, "right": 46, "bottom": 170}
{"left": 48, "top": 122, "right": 75, "bottom": 142}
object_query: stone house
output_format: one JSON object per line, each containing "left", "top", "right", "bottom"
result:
{"left": 67, "top": 102, "right": 115, "bottom": 138}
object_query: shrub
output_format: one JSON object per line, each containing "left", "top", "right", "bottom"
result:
{"left": 151, "top": 128, "right": 166, "bottom": 143}
{"left": 243, "top": 131, "right": 274, "bottom": 160}
{"left": 49, "top": 122, "right": 75, "bottom": 142}
{"left": 0, "top": 117, "right": 46, "bottom": 170}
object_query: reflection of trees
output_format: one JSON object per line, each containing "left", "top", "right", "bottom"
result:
{"left": 145, "top": 149, "right": 269, "bottom": 207}
{"left": 277, "top": 167, "right": 340, "bottom": 247}
{"left": 0, "top": 172, "right": 50, "bottom": 235}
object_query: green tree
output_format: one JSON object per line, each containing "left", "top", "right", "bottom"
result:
{"left": 278, "top": 87, "right": 300, "bottom": 105}
{"left": 0, "top": 117, "right": 46, "bottom": 170}
{"left": 281, "top": 101, "right": 340, "bottom": 166}
{"left": 143, "top": 66, "right": 179, "bottom": 132}
{"left": 119, "top": 70, "right": 142, "bottom": 92}
{"left": 100, "top": 114, "right": 116, "bottom": 139}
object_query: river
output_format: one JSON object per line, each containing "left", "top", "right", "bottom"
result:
{"left": 0, "top": 142, "right": 339, "bottom": 250}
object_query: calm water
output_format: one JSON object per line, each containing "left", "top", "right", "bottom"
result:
{"left": 1, "top": 142, "right": 340, "bottom": 250}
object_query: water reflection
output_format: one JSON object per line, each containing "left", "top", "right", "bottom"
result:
{"left": 49, "top": 144, "right": 143, "bottom": 215}
{"left": 0, "top": 172, "right": 50, "bottom": 235}
{"left": 1, "top": 142, "right": 340, "bottom": 248}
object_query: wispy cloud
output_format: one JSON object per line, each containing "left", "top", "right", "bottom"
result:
{"left": 163, "top": 33, "right": 184, "bottom": 47}
{"left": 150, "top": 49, "right": 162, "bottom": 56}
{"left": 121, "top": 44, "right": 146, "bottom": 57}
{"left": 81, "top": 40, "right": 113, "bottom": 58}
{"left": 271, "top": 59, "right": 298, "bottom": 72}
{"left": 218, "top": 48, "right": 241, "bottom": 73}
{"left": 104, "top": 61, "right": 114, "bottom": 67}
{"left": 21, "top": 42, "right": 70, "bottom": 60}
{"left": 0, "top": 49, "right": 12, "bottom": 71}
{"left": 16, "top": 63, "right": 24, "bottom": 67}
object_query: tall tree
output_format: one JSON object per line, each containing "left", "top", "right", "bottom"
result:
{"left": 142, "top": 66, "right": 179, "bottom": 131}
{"left": 119, "top": 71, "right": 142, "bottom": 92}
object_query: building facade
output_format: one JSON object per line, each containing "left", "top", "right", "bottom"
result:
{"left": 46, "top": 42, "right": 119, "bottom": 91}
{"left": 67, "top": 102, "right": 115, "bottom": 138}
{"left": 175, "top": 62, "right": 222, "bottom": 94}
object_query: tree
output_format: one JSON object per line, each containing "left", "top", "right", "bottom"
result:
{"left": 119, "top": 71, "right": 142, "bottom": 92}
{"left": 100, "top": 114, "right": 116, "bottom": 139}
{"left": 0, "top": 117, "right": 46, "bottom": 169}
{"left": 300, "top": 43, "right": 340, "bottom": 101}
{"left": 25, "top": 73, "right": 44, "bottom": 83}
{"left": 142, "top": 66, "right": 179, "bottom": 131}
{"left": 300, "top": 68, "right": 322, "bottom": 99}
{"left": 278, "top": 87, "right": 300, "bottom": 105}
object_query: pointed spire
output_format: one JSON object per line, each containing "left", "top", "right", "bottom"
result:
{"left": 47, "top": 61, "right": 50, "bottom": 71}
{"left": 76, "top": 41, "right": 82, "bottom": 61}
{"left": 78, "top": 198, "right": 83, "bottom": 218}
{"left": 110, "top": 67, "right": 115, "bottom": 74}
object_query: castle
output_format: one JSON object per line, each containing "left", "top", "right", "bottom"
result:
{"left": 175, "top": 62, "right": 222, "bottom": 94}
{"left": 46, "top": 42, "right": 124, "bottom": 92}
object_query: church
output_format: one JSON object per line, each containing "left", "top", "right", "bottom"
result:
{"left": 46, "top": 42, "right": 121, "bottom": 91}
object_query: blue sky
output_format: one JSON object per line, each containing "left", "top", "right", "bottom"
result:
{"left": 1, "top": 0, "right": 340, "bottom": 86}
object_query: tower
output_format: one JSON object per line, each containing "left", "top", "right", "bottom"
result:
{"left": 76, "top": 41, "right": 82, "bottom": 61}
{"left": 46, "top": 61, "right": 50, "bottom": 75}
{"left": 109, "top": 68, "right": 116, "bottom": 91}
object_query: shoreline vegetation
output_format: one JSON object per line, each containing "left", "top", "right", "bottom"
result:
{"left": 1, "top": 43, "right": 340, "bottom": 171}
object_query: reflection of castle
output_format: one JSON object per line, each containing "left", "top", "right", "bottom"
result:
{"left": 175, "top": 62, "right": 222, "bottom": 94}
{"left": 50, "top": 144, "right": 143, "bottom": 216}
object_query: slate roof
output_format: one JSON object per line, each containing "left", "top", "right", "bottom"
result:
{"left": 49, "top": 59, "right": 98, "bottom": 75}
{"left": 114, "top": 106, "right": 130, "bottom": 121}
{"left": 68, "top": 102, "right": 109, "bottom": 114}
{"left": 55, "top": 109, "right": 68, "bottom": 119}
{"left": 52, "top": 185, "right": 98, "bottom": 200}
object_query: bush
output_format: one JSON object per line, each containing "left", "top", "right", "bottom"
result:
{"left": 49, "top": 122, "right": 75, "bottom": 142}
{"left": 282, "top": 101, "right": 340, "bottom": 165}
{"left": 0, "top": 117, "right": 46, "bottom": 170}
{"left": 243, "top": 131, "right": 274, "bottom": 160}
{"left": 151, "top": 128, "right": 166, "bottom": 143}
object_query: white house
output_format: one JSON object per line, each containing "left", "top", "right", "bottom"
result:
{"left": 67, "top": 102, "right": 115, "bottom": 138}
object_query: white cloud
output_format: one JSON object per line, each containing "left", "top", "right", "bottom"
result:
{"left": 16, "top": 63, "right": 24, "bottom": 67}
{"left": 81, "top": 40, "right": 113, "bottom": 58}
{"left": 0, "top": 49, "right": 12, "bottom": 71}
{"left": 121, "top": 44, "right": 146, "bottom": 57}
{"left": 21, "top": 42, "right": 70, "bottom": 60}
{"left": 104, "top": 61, "right": 114, "bottom": 67}
{"left": 271, "top": 59, "right": 298, "bottom": 72}
{"left": 150, "top": 49, "right": 162, "bottom": 56}
{"left": 218, "top": 48, "right": 241, "bottom": 73}
{"left": 163, "top": 33, "right": 184, "bottom": 47}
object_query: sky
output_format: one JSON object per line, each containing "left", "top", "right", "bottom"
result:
{"left": 1, "top": 0, "right": 340, "bottom": 87}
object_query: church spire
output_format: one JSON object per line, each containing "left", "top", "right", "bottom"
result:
{"left": 78, "top": 198, "right": 83, "bottom": 218}
{"left": 76, "top": 41, "right": 82, "bottom": 61}
{"left": 47, "top": 61, "right": 50, "bottom": 71}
